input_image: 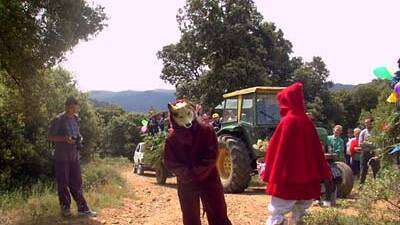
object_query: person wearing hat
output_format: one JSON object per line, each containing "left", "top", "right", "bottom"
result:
{"left": 211, "top": 113, "right": 222, "bottom": 132}
{"left": 48, "top": 97, "right": 96, "bottom": 217}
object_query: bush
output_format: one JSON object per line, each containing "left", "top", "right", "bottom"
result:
{"left": 0, "top": 157, "right": 131, "bottom": 225}
{"left": 303, "top": 209, "right": 357, "bottom": 225}
{"left": 304, "top": 166, "right": 400, "bottom": 225}
{"left": 143, "top": 133, "right": 167, "bottom": 170}
{"left": 82, "top": 158, "right": 126, "bottom": 190}
{"left": 0, "top": 68, "right": 104, "bottom": 191}
{"left": 101, "top": 113, "right": 144, "bottom": 160}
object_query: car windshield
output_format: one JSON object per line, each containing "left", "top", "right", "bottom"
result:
{"left": 256, "top": 94, "right": 280, "bottom": 125}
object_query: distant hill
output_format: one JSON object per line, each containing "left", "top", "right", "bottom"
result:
{"left": 89, "top": 84, "right": 355, "bottom": 112}
{"left": 330, "top": 83, "right": 355, "bottom": 91}
{"left": 89, "top": 89, "right": 176, "bottom": 113}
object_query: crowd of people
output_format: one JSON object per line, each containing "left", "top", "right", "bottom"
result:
{"left": 314, "top": 117, "right": 380, "bottom": 184}
{"left": 147, "top": 111, "right": 222, "bottom": 136}
{"left": 147, "top": 112, "right": 169, "bottom": 135}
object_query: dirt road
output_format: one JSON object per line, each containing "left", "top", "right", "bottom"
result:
{"left": 90, "top": 169, "right": 269, "bottom": 225}
{"left": 7, "top": 166, "right": 359, "bottom": 225}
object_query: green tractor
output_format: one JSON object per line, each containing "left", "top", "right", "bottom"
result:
{"left": 216, "top": 86, "right": 284, "bottom": 193}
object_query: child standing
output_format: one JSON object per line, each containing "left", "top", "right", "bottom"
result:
{"left": 261, "top": 83, "right": 332, "bottom": 225}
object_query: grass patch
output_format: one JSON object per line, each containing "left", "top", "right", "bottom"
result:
{"left": 305, "top": 166, "right": 400, "bottom": 225}
{"left": 0, "top": 157, "right": 133, "bottom": 225}
{"left": 250, "top": 175, "right": 265, "bottom": 187}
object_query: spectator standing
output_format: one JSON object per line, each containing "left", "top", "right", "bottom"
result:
{"left": 327, "top": 125, "right": 345, "bottom": 162}
{"left": 344, "top": 128, "right": 353, "bottom": 166}
{"left": 349, "top": 128, "right": 362, "bottom": 178}
{"left": 48, "top": 97, "right": 96, "bottom": 217}
{"left": 359, "top": 117, "right": 379, "bottom": 184}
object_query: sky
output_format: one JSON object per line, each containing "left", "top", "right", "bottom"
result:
{"left": 63, "top": 0, "right": 400, "bottom": 92}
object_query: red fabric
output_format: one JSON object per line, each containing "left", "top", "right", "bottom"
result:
{"left": 349, "top": 139, "right": 359, "bottom": 158}
{"left": 261, "top": 83, "right": 332, "bottom": 200}
{"left": 164, "top": 118, "right": 221, "bottom": 186}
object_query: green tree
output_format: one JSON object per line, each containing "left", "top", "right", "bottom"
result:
{"left": 103, "top": 113, "right": 144, "bottom": 160}
{"left": 293, "top": 57, "right": 332, "bottom": 102}
{"left": 0, "top": 68, "right": 103, "bottom": 189}
{"left": 293, "top": 57, "right": 335, "bottom": 125}
{"left": 330, "top": 80, "right": 386, "bottom": 129}
{"left": 0, "top": 0, "right": 107, "bottom": 146}
{"left": 158, "top": 0, "right": 294, "bottom": 108}
{"left": 0, "top": 0, "right": 106, "bottom": 85}
{"left": 0, "top": 1, "right": 107, "bottom": 190}
{"left": 95, "top": 104, "right": 125, "bottom": 126}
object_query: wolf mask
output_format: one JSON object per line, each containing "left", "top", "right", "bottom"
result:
{"left": 168, "top": 101, "right": 195, "bottom": 129}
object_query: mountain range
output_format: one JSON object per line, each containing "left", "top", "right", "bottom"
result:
{"left": 89, "top": 89, "right": 176, "bottom": 113}
{"left": 88, "top": 83, "right": 355, "bottom": 112}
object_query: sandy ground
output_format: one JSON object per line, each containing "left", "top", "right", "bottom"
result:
{"left": 89, "top": 169, "right": 270, "bottom": 225}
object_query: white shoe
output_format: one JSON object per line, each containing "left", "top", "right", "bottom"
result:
{"left": 322, "top": 201, "right": 332, "bottom": 207}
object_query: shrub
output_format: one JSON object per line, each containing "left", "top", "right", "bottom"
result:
{"left": 304, "top": 166, "right": 400, "bottom": 225}
{"left": 82, "top": 158, "right": 125, "bottom": 190}
{"left": 0, "top": 157, "right": 131, "bottom": 225}
{"left": 143, "top": 133, "right": 167, "bottom": 170}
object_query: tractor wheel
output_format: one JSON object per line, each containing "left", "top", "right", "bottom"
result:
{"left": 156, "top": 165, "right": 168, "bottom": 185}
{"left": 335, "top": 162, "right": 354, "bottom": 198}
{"left": 137, "top": 164, "right": 145, "bottom": 175}
{"left": 217, "top": 134, "right": 251, "bottom": 193}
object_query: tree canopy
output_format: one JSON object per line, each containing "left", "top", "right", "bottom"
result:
{"left": 158, "top": 0, "right": 295, "bottom": 108}
{"left": 0, "top": 0, "right": 106, "bottom": 86}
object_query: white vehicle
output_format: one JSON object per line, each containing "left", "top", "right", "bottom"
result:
{"left": 133, "top": 141, "right": 171, "bottom": 184}
{"left": 133, "top": 142, "right": 152, "bottom": 175}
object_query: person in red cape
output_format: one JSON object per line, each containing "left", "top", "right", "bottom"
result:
{"left": 261, "top": 83, "right": 332, "bottom": 225}
{"left": 164, "top": 100, "right": 232, "bottom": 225}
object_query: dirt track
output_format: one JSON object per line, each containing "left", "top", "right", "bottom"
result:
{"left": 90, "top": 169, "right": 270, "bottom": 225}
{"left": 9, "top": 167, "right": 357, "bottom": 225}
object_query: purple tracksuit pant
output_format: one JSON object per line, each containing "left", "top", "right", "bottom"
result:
{"left": 54, "top": 145, "right": 89, "bottom": 211}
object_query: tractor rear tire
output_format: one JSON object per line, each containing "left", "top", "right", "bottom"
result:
{"left": 217, "top": 134, "right": 251, "bottom": 193}
{"left": 335, "top": 162, "right": 354, "bottom": 198}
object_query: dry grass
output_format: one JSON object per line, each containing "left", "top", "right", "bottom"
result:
{"left": 0, "top": 157, "right": 134, "bottom": 225}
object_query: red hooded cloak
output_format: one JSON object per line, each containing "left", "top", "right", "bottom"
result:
{"left": 261, "top": 83, "right": 332, "bottom": 200}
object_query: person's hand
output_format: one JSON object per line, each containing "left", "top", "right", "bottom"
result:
{"left": 355, "top": 146, "right": 363, "bottom": 153}
{"left": 195, "top": 104, "right": 202, "bottom": 114}
{"left": 65, "top": 136, "right": 76, "bottom": 144}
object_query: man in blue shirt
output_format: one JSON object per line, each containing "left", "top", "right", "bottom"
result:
{"left": 48, "top": 97, "right": 96, "bottom": 217}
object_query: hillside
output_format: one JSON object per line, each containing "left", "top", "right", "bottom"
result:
{"left": 89, "top": 83, "right": 354, "bottom": 112}
{"left": 89, "top": 89, "right": 176, "bottom": 112}
{"left": 330, "top": 83, "right": 355, "bottom": 91}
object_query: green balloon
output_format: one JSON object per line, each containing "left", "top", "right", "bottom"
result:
{"left": 373, "top": 67, "right": 393, "bottom": 80}
{"left": 141, "top": 119, "right": 148, "bottom": 126}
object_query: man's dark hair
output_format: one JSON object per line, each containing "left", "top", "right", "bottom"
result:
{"left": 65, "top": 96, "right": 79, "bottom": 107}
{"left": 365, "top": 117, "right": 374, "bottom": 123}
{"left": 398, "top": 58, "right": 400, "bottom": 63}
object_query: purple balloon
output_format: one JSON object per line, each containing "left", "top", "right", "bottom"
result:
{"left": 395, "top": 82, "right": 400, "bottom": 96}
